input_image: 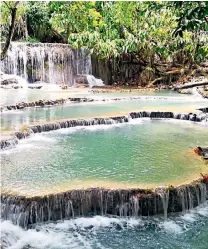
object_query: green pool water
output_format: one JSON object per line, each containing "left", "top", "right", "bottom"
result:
{"left": 1, "top": 97, "right": 207, "bottom": 131}
{"left": 1, "top": 120, "right": 207, "bottom": 196}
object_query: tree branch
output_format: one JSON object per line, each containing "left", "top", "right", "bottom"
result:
{"left": 3, "top": 1, "right": 12, "bottom": 13}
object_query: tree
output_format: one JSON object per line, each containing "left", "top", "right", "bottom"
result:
{"left": 1, "top": 1, "right": 19, "bottom": 60}
{"left": 173, "top": 1, "right": 208, "bottom": 37}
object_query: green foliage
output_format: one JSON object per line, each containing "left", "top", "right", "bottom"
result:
{"left": 1, "top": 1, "right": 208, "bottom": 64}
{"left": 26, "top": 1, "right": 51, "bottom": 39}
{"left": 172, "top": 2, "right": 208, "bottom": 36}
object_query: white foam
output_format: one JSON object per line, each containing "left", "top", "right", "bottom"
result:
{"left": 0, "top": 133, "right": 57, "bottom": 155}
{"left": 161, "top": 220, "right": 183, "bottom": 234}
{"left": 45, "top": 216, "right": 144, "bottom": 231}
{"left": 0, "top": 217, "right": 144, "bottom": 249}
{"left": 24, "top": 134, "right": 57, "bottom": 143}
{"left": 53, "top": 123, "right": 119, "bottom": 135}
{"left": 180, "top": 213, "right": 196, "bottom": 222}
{"left": 0, "top": 143, "right": 34, "bottom": 155}
{"left": 128, "top": 117, "right": 150, "bottom": 125}
{"left": 52, "top": 118, "right": 150, "bottom": 135}
{"left": 195, "top": 205, "right": 208, "bottom": 216}
{"left": 86, "top": 75, "right": 104, "bottom": 88}
{"left": 0, "top": 220, "right": 77, "bottom": 249}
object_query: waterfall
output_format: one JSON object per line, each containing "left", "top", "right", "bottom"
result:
{"left": 177, "top": 183, "right": 207, "bottom": 214}
{"left": 1, "top": 182, "right": 207, "bottom": 228}
{"left": 157, "top": 188, "right": 169, "bottom": 220}
{"left": 199, "top": 183, "right": 207, "bottom": 205}
{"left": 0, "top": 137, "right": 19, "bottom": 150}
{"left": 1, "top": 43, "right": 92, "bottom": 86}
{"left": 85, "top": 74, "right": 104, "bottom": 88}
{"left": 130, "top": 196, "right": 140, "bottom": 217}
{"left": 177, "top": 188, "right": 190, "bottom": 213}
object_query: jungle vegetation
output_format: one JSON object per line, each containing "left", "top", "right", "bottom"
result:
{"left": 1, "top": 1, "right": 208, "bottom": 84}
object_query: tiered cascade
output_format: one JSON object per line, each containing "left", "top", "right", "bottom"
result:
{"left": 1, "top": 182, "right": 207, "bottom": 228}
{"left": 1, "top": 111, "right": 207, "bottom": 150}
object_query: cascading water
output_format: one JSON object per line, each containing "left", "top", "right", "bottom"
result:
{"left": 1, "top": 42, "right": 92, "bottom": 86}
{"left": 86, "top": 74, "right": 104, "bottom": 88}
{"left": 177, "top": 188, "right": 191, "bottom": 213}
{"left": 1, "top": 183, "right": 207, "bottom": 228}
{"left": 1, "top": 110, "right": 207, "bottom": 151}
{"left": 157, "top": 188, "right": 169, "bottom": 220}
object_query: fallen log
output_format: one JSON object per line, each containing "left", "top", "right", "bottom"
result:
{"left": 175, "top": 81, "right": 208, "bottom": 90}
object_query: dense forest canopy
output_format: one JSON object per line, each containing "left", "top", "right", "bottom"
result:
{"left": 1, "top": 1, "right": 208, "bottom": 84}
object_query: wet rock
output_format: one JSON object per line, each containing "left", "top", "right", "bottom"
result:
{"left": 198, "top": 107, "right": 208, "bottom": 113}
{"left": 0, "top": 78, "right": 18, "bottom": 85}
{"left": 13, "top": 85, "right": 21, "bottom": 89}
{"left": 14, "top": 131, "right": 30, "bottom": 140}
{"left": 28, "top": 85, "right": 43, "bottom": 89}
{"left": 16, "top": 104, "right": 25, "bottom": 110}
{"left": 0, "top": 138, "right": 18, "bottom": 150}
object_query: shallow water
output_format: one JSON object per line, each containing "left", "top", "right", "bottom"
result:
{"left": 0, "top": 88, "right": 87, "bottom": 106}
{"left": 1, "top": 201, "right": 208, "bottom": 249}
{"left": 1, "top": 96, "right": 208, "bottom": 131}
{"left": 1, "top": 120, "right": 207, "bottom": 196}
{"left": 0, "top": 88, "right": 186, "bottom": 106}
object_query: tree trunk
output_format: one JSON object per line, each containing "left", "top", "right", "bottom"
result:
{"left": 1, "top": 1, "right": 19, "bottom": 61}
{"left": 23, "top": 15, "right": 28, "bottom": 40}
